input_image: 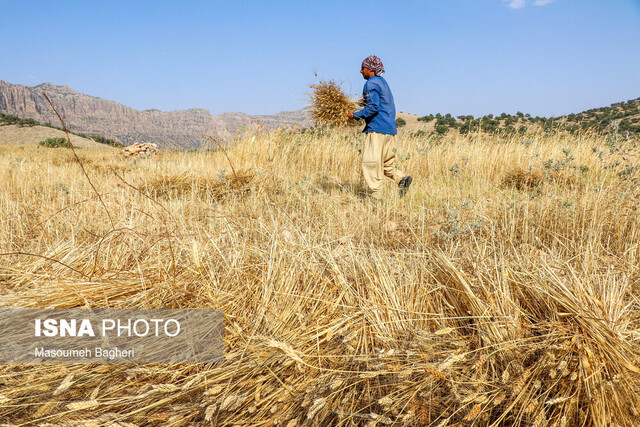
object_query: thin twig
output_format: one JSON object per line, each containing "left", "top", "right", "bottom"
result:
{"left": 42, "top": 92, "right": 115, "bottom": 228}
{"left": 109, "top": 167, "right": 176, "bottom": 222}
{"left": 0, "top": 251, "right": 87, "bottom": 278}
{"left": 204, "top": 133, "right": 237, "bottom": 179}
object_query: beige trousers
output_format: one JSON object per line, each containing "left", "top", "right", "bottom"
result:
{"left": 362, "top": 132, "right": 406, "bottom": 199}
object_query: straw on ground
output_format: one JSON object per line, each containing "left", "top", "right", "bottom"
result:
{"left": 1, "top": 126, "right": 639, "bottom": 425}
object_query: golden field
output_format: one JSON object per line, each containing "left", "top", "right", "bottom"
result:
{"left": 1, "top": 127, "right": 640, "bottom": 426}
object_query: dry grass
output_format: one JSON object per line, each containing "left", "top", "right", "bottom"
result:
{"left": 309, "top": 80, "right": 358, "bottom": 127}
{"left": 1, "top": 128, "right": 640, "bottom": 426}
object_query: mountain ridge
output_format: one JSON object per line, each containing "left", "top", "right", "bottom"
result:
{"left": 0, "top": 80, "right": 311, "bottom": 148}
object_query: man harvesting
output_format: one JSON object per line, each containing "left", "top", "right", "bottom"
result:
{"left": 347, "top": 55, "right": 412, "bottom": 199}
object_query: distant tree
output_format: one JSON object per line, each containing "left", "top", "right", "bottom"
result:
{"left": 481, "top": 119, "right": 499, "bottom": 133}
{"left": 456, "top": 115, "right": 476, "bottom": 134}
{"left": 417, "top": 114, "right": 435, "bottom": 123}
{"left": 436, "top": 114, "right": 457, "bottom": 129}
{"left": 434, "top": 125, "right": 449, "bottom": 135}
{"left": 457, "top": 116, "right": 475, "bottom": 134}
{"left": 395, "top": 117, "right": 407, "bottom": 127}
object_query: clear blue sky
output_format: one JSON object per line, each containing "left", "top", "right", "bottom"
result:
{"left": 1, "top": 0, "right": 639, "bottom": 118}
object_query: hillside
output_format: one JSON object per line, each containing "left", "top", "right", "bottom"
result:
{"left": 409, "top": 98, "right": 640, "bottom": 136}
{"left": 0, "top": 124, "right": 108, "bottom": 148}
{"left": 396, "top": 112, "right": 434, "bottom": 133}
{"left": 0, "top": 80, "right": 311, "bottom": 149}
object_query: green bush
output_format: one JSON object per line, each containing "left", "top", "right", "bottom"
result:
{"left": 0, "top": 113, "right": 22, "bottom": 125}
{"left": 38, "top": 137, "right": 71, "bottom": 148}
{"left": 434, "top": 125, "right": 449, "bottom": 135}
{"left": 90, "top": 135, "right": 124, "bottom": 147}
{"left": 17, "top": 118, "right": 39, "bottom": 127}
{"left": 0, "top": 113, "right": 39, "bottom": 127}
{"left": 435, "top": 114, "right": 457, "bottom": 129}
{"left": 417, "top": 114, "right": 434, "bottom": 123}
{"left": 395, "top": 117, "right": 407, "bottom": 127}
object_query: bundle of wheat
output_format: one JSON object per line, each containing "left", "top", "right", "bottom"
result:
{"left": 309, "top": 80, "right": 357, "bottom": 127}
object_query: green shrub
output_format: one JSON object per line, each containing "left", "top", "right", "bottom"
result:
{"left": 90, "top": 135, "right": 124, "bottom": 147}
{"left": 434, "top": 125, "right": 449, "bottom": 135}
{"left": 395, "top": 117, "right": 407, "bottom": 127}
{"left": 38, "top": 137, "right": 71, "bottom": 148}
{"left": 417, "top": 114, "right": 434, "bottom": 123}
{"left": 0, "top": 113, "right": 22, "bottom": 125}
{"left": 435, "top": 114, "right": 457, "bottom": 129}
{"left": 0, "top": 113, "right": 39, "bottom": 127}
{"left": 504, "top": 117, "right": 516, "bottom": 126}
{"left": 17, "top": 118, "right": 39, "bottom": 127}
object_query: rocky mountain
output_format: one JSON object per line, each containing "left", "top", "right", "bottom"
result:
{"left": 0, "top": 80, "right": 311, "bottom": 148}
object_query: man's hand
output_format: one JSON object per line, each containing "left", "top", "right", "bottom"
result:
{"left": 347, "top": 110, "right": 354, "bottom": 119}
{"left": 357, "top": 99, "right": 366, "bottom": 106}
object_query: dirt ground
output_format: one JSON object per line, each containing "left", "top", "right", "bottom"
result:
{"left": 0, "top": 125, "right": 107, "bottom": 148}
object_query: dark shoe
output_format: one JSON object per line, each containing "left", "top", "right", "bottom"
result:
{"left": 398, "top": 175, "right": 412, "bottom": 197}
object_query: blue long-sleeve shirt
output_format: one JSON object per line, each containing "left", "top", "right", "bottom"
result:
{"left": 353, "top": 75, "right": 397, "bottom": 135}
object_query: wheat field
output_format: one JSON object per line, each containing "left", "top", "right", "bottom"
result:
{"left": 1, "top": 127, "right": 640, "bottom": 426}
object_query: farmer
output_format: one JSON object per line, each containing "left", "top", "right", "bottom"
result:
{"left": 347, "top": 55, "right": 412, "bottom": 199}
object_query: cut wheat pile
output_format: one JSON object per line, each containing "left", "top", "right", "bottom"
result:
{"left": 1, "top": 128, "right": 640, "bottom": 425}
{"left": 309, "top": 80, "right": 357, "bottom": 127}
